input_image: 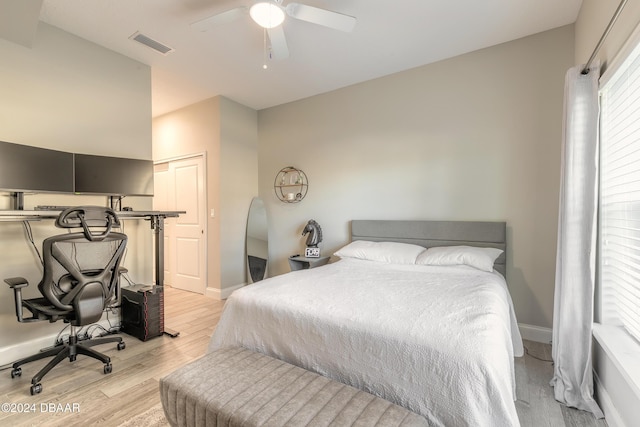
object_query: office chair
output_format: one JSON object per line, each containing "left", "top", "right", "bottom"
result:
{"left": 5, "top": 206, "right": 127, "bottom": 395}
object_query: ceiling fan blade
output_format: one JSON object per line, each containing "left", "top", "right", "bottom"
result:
{"left": 285, "top": 3, "right": 356, "bottom": 32}
{"left": 267, "top": 25, "right": 289, "bottom": 60}
{"left": 191, "top": 6, "right": 248, "bottom": 32}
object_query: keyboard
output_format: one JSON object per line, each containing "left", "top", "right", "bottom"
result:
{"left": 34, "top": 205, "right": 72, "bottom": 211}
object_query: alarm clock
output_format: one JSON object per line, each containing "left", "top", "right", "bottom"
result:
{"left": 305, "top": 247, "right": 320, "bottom": 258}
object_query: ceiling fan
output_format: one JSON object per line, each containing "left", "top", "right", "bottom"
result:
{"left": 191, "top": 0, "right": 357, "bottom": 60}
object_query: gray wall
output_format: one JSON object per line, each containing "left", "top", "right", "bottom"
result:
{"left": 153, "top": 96, "right": 259, "bottom": 298}
{"left": 220, "top": 97, "right": 259, "bottom": 292}
{"left": 0, "top": 23, "right": 153, "bottom": 365}
{"left": 258, "top": 25, "right": 574, "bottom": 330}
{"left": 0, "top": 23, "right": 151, "bottom": 157}
{"left": 154, "top": 98, "right": 222, "bottom": 296}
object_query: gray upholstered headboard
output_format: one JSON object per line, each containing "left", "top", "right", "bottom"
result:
{"left": 351, "top": 220, "right": 507, "bottom": 277}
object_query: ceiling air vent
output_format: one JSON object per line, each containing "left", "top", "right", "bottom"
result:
{"left": 129, "top": 31, "right": 174, "bottom": 55}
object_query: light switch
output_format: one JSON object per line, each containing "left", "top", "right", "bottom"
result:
{"left": 210, "top": 208, "right": 215, "bottom": 218}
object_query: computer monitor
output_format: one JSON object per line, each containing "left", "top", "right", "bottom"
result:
{"left": 73, "top": 154, "right": 154, "bottom": 196}
{"left": 0, "top": 140, "right": 74, "bottom": 194}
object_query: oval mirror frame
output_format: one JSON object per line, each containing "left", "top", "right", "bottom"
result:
{"left": 246, "top": 197, "right": 268, "bottom": 283}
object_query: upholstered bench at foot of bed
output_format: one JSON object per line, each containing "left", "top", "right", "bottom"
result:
{"left": 159, "top": 346, "right": 429, "bottom": 427}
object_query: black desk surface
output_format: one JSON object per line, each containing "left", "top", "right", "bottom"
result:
{"left": 0, "top": 210, "right": 184, "bottom": 221}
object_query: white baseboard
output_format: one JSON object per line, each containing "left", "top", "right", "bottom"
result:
{"left": 594, "top": 371, "right": 627, "bottom": 427}
{"left": 206, "top": 283, "right": 246, "bottom": 300}
{"left": 205, "top": 287, "right": 220, "bottom": 299}
{"left": 0, "top": 319, "right": 119, "bottom": 367}
{"left": 518, "top": 323, "right": 552, "bottom": 343}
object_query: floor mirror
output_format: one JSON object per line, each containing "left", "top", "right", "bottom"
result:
{"left": 246, "top": 197, "right": 268, "bottom": 283}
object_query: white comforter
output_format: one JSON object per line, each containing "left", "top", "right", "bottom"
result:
{"left": 209, "top": 258, "right": 523, "bottom": 427}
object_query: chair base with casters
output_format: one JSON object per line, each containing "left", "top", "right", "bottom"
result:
{"left": 9, "top": 324, "right": 126, "bottom": 395}
{"left": 5, "top": 206, "right": 128, "bottom": 396}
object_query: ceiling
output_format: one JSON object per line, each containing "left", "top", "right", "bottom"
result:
{"left": 7, "top": 0, "right": 583, "bottom": 117}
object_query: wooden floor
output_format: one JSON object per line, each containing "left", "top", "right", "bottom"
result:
{"left": 0, "top": 286, "right": 608, "bottom": 427}
{"left": 515, "top": 341, "right": 607, "bottom": 427}
{"left": 0, "top": 286, "right": 225, "bottom": 427}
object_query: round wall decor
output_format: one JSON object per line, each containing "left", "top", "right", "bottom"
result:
{"left": 274, "top": 167, "right": 308, "bottom": 203}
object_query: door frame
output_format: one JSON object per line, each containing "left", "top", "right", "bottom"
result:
{"left": 154, "top": 152, "right": 208, "bottom": 294}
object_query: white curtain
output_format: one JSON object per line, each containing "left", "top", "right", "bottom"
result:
{"left": 550, "top": 63, "right": 603, "bottom": 417}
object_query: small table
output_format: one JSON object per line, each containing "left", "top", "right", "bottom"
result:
{"left": 288, "top": 255, "right": 330, "bottom": 271}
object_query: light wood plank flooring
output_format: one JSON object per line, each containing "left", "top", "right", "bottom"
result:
{"left": 515, "top": 341, "right": 608, "bottom": 427}
{"left": 0, "top": 286, "right": 608, "bottom": 426}
{"left": 0, "top": 286, "right": 224, "bottom": 427}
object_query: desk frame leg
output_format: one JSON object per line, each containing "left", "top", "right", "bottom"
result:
{"left": 151, "top": 215, "right": 180, "bottom": 338}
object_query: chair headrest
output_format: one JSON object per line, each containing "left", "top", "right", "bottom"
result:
{"left": 56, "top": 206, "right": 120, "bottom": 241}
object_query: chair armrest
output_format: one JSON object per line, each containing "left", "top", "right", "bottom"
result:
{"left": 5, "top": 277, "right": 29, "bottom": 289}
{"left": 4, "top": 277, "right": 30, "bottom": 322}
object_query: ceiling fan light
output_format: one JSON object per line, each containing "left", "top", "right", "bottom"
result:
{"left": 250, "top": 2, "right": 285, "bottom": 29}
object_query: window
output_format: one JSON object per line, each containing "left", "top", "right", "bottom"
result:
{"left": 599, "top": 35, "right": 640, "bottom": 343}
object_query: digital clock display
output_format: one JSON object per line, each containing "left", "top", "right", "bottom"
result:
{"left": 305, "top": 247, "right": 320, "bottom": 258}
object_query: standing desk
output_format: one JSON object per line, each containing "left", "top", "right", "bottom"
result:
{"left": 0, "top": 209, "right": 185, "bottom": 337}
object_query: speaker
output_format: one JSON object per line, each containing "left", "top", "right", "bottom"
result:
{"left": 120, "top": 285, "right": 164, "bottom": 341}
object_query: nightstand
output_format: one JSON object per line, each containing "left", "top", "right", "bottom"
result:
{"left": 288, "top": 255, "right": 330, "bottom": 271}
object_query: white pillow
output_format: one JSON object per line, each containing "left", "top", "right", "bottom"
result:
{"left": 415, "top": 245, "right": 503, "bottom": 272}
{"left": 333, "top": 240, "right": 426, "bottom": 264}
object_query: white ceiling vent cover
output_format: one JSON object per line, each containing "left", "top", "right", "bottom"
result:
{"left": 129, "top": 31, "right": 174, "bottom": 55}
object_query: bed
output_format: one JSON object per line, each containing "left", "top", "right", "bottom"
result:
{"left": 209, "top": 220, "right": 524, "bottom": 427}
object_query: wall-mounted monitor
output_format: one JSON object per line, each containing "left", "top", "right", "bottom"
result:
{"left": 0, "top": 140, "right": 74, "bottom": 193}
{"left": 73, "top": 154, "right": 154, "bottom": 196}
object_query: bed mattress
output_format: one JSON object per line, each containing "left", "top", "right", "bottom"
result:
{"left": 209, "top": 258, "right": 523, "bottom": 427}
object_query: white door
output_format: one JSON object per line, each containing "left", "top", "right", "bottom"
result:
{"left": 153, "top": 156, "right": 206, "bottom": 294}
